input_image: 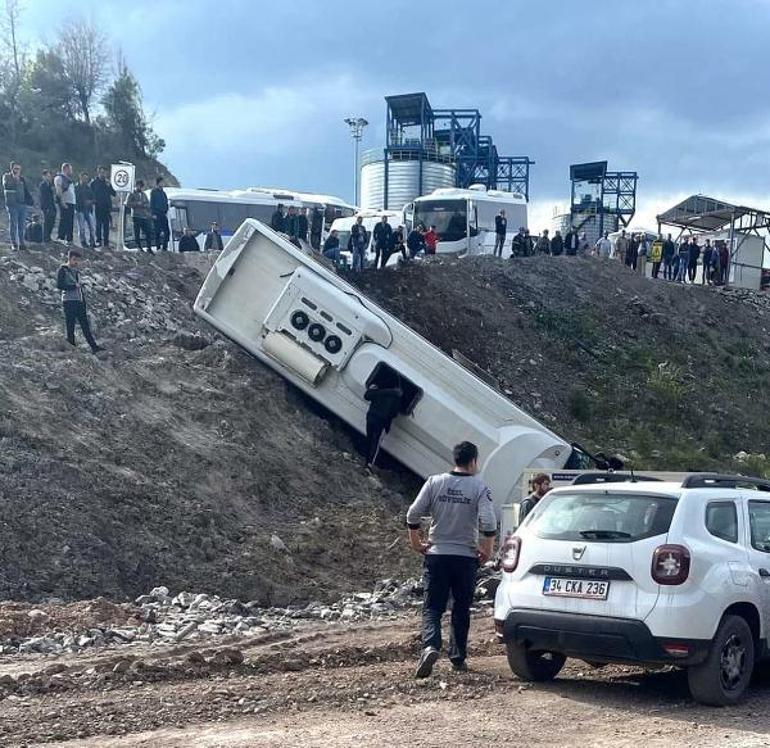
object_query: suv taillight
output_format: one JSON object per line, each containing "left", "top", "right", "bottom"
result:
{"left": 651, "top": 544, "right": 690, "bottom": 585}
{"left": 501, "top": 536, "right": 521, "bottom": 573}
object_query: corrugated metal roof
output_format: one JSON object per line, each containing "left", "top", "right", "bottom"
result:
{"left": 657, "top": 194, "right": 770, "bottom": 231}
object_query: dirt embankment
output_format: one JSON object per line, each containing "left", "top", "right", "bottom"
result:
{"left": 0, "top": 243, "right": 419, "bottom": 604}
{"left": 354, "top": 255, "right": 770, "bottom": 474}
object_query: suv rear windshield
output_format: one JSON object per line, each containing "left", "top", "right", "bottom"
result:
{"left": 531, "top": 492, "right": 677, "bottom": 543}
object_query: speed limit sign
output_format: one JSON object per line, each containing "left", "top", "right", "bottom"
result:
{"left": 110, "top": 163, "right": 135, "bottom": 193}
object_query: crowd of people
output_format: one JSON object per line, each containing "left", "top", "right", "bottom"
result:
{"left": 1, "top": 160, "right": 192, "bottom": 255}
{"left": 2, "top": 161, "right": 119, "bottom": 250}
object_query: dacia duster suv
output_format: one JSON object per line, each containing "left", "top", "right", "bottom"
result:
{"left": 494, "top": 473, "right": 770, "bottom": 705}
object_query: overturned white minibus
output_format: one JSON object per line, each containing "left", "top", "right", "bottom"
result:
{"left": 193, "top": 220, "right": 591, "bottom": 510}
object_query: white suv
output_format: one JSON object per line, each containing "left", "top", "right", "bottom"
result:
{"left": 494, "top": 472, "right": 770, "bottom": 705}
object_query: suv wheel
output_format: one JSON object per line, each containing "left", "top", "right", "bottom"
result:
{"left": 506, "top": 641, "right": 566, "bottom": 682}
{"left": 687, "top": 614, "right": 755, "bottom": 706}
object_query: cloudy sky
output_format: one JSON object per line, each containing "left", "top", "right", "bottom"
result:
{"left": 22, "top": 0, "right": 770, "bottom": 230}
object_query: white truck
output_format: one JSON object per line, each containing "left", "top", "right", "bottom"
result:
{"left": 193, "top": 219, "right": 593, "bottom": 511}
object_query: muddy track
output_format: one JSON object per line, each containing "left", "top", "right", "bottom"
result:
{"left": 3, "top": 614, "right": 770, "bottom": 746}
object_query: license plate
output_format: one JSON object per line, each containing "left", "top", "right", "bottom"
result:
{"left": 542, "top": 577, "right": 610, "bottom": 600}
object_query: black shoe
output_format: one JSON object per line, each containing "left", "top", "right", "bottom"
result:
{"left": 415, "top": 647, "right": 439, "bottom": 679}
{"left": 450, "top": 660, "right": 468, "bottom": 673}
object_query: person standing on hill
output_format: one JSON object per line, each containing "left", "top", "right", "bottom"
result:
{"left": 126, "top": 180, "right": 153, "bottom": 253}
{"left": 407, "top": 224, "right": 426, "bottom": 259}
{"left": 204, "top": 221, "right": 224, "bottom": 251}
{"left": 350, "top": 215, "right": 369, "bottom": 271}
{"left": 423, "top": 224, "right": 438, "bottom": 256}
{"left": 662, "top": 233, "right": 676, "bottom": 280}
{"left": 650, "top": 234, "right": 664, "bottom": 279}
{"left": 688, "top": 237, "right": 700, "bottom": 283}
{"left": 373, "top": 214, "right": 393, "bottom": 268}
{"left": 494, "top": 209, "right": 507, "bottom": 257}
{"left": 615, "top": 229, "right": 629, "bottom": 264}
{"left": 150, "top": 176, "right": 170, "bottom": 251}
{"left": 701, "top": 239, "right": 713, "bottom": 286}
{"left": 535, "top": 229, "right": 550, "bottom": 254}
{"left": 550, "top": 229, "right": 564, "bottom": 256}
{"left": 564, "top": 227, "right": 580, "bottom": 256}
{"left": 39, "top": 170, "right": 57, "bottom": 244}
{"left": 363, "top": 376, "right": 403, "bottom": 468}
{"left": 676, "top": 239, "right": 689, "bottom": 283}
{"left": 56, "top": 248, "right": 102, "bottom": 353}
{"left": 719, "top": 241, "right": 729, "bottom": 284}
{"left": 54, "top": 163, "right": 76, "bottom": 246}
{"left": 74, "top": 172, "right": 96, "bottom": 249}
{"left": 285, "top": 206, "right": 299, "bottom": 239}
{"left": 636, "top": 234, "right": 648, "bottom": 276}
{"left": 270, "top": 203, "right": 286, "bottom": 233}
{"left": 3, "top": 161, "right": 34, "bottom": 250}
{"left": 594, "top": 231, "right": 612, "bottom": 258}
{"left": 511, "top": 226, "right": 527, "bottom": 257}
{"left": 296, "top": 207, "right": 309, "bottom": 242}
{"left": 90, "top": 166, "right": 116, "bottom": 248}
{"left": 407, "top": 441, "right": 497, "bottom": 678}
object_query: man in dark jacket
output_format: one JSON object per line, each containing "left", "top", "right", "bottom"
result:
{"left": 178, "top": 226, "right": 199, "bottom": 252}
{"left": 150, "top": 176, "right": 170, "bottom": 251}
{"left": 296, "top": 207, "right": 309, "bottom": 242}
{"left": 550, "top": 229, "right": 564, "bottom": 256}
{"left": 407, "top": 225, "right": 425, "bottom": 258}
{"left": 310, "top": 207, "right": 323, "bottom": 249}
{"left": 285, "top": 206, "right": 299, "bottom": 238}
{"left": 662, "top": 233, "right": 676, "bottom": 281}
{"left": 90, "top": 166, "right": 116, "bottom": 248}
{"left": 688, "top": 238, "right": 700, "bottom": 283}
{"left": 3, "top": 161, "right": 34, "bottom": 250}
{"left": 350, "top": 216, "right": 369, "bottom": 271}
{"left": 373, "top": 215, "right": 393, "bottom": 268}
{"left": 204, "top": 222, "right": 224, "bottom": 251}
{"left": 519, "top": 473, "right": 551, "bottom": 524}
{"left": 363, "top": 377, "right": 403, "bottom": 467}
{"left": 510, "top": 227, "right": 526, "bottom": 258}
{"left": 56, "top": 248, "right": 101, "bottom": 353}
{"left": 39, "top": 170, "right": 57, "bottom": 243}
{"left": 564, "top": 228, "right": 579, "bottom": 256}
{"left": 270, "top": 204, "right": 286, "bottom": 233}
{"left": 493, "top": 210, "right": 507, "bottom": 257}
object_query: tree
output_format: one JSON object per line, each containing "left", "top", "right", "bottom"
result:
{"left": 0, "top": 0, "right": 25, "bottom": 144}
{"left": 102, "top": 56, "right": 164, "bottom": 158}
{"left": 56, "top": 17, "right": 109, "bottom": 125}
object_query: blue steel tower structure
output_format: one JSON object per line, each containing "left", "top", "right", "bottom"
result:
{"left": 381, "top": 92, "right": 534, "bottom": 210}
{"left": 569, "top": 161, "right": 638, "bottom": 237}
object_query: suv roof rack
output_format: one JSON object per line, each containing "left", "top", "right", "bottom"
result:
{"left": 571, "top": 472, "right": 663, "bottom": 486}
{"left": 681, "top": 473, "right": 770, "bottom": 491}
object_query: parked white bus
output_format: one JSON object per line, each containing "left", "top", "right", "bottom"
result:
{"left": 119, "top": 187, "right": 355, "bottom": 252}
{"left": 193, "top": 219, "right": 593, "bottom": 512}
{"left": 407, "top": 185, "right": 527, "bottom": 257}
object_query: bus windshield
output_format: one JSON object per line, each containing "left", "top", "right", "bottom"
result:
{"left": 414, "top": 199, "right": 467, "bottom": 241}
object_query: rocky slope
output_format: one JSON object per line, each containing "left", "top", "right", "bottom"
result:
{"left": 0, "top": 243, "right": 418, "bottom": 604}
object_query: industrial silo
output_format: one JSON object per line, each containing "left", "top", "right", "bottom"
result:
{"left": 360, "top": 150, "right": 456, "bottom": 211}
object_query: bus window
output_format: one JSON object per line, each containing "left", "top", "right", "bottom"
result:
{"left": 185, "top": 201, "right": 222, "bottom": 232}
{"left": 366, "top": 362, "right": 422, "bottom": 416}
{"left": 219, "top": 203, "right": 251, "bottom": 235}
{"left": 414, "top": 199, "right": 467, "bottom": 242}
{"left": 244, "top": 204, "right": 275, "bottom": 225}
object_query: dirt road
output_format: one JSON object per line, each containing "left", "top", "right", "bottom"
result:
{"left": 2, "top": 613, "right": 770, "bottom": 747}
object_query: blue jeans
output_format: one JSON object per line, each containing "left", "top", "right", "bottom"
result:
{"left": 323, "top": 247, "right": 340, "bottom": 266}
{"left": 7, "top": 204, "right": 26, "bottom": 246}
{"left": 76, "top": 209, "right": 96, "bottom": 247}
{"left": 352, "top": 247, "right": 366, "bottom": 272}
{"left": 422, "top": 554, "right": 478, "bottom": 664}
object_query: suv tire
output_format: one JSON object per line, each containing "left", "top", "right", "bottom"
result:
{"left": 506, "top": 641, "right": 566, "bottom": 682}
{"left": 687, "top": 614, "right": 754, "bottom": 706}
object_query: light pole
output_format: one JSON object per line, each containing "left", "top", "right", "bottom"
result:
{"left": 344, "top": 116, "right": 368, "bottom": 207}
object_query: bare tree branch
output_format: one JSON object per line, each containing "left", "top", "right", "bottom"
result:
{"left": 56, "top": 16, "right": 110, "bottom": 125}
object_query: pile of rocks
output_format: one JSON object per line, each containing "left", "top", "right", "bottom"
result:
{"left": 0, "top": 580, "right": 428, "bottom": 657}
